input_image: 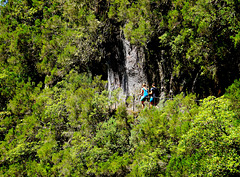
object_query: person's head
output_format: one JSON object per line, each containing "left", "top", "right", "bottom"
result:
{"left": 142, "top": 83, "right": 146, "bottom": 87}
{"left": 152, "top": 83, "right": 155, "bottom": 87}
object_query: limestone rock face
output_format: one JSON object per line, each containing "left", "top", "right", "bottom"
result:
{"left": 108, "top": 35, "right": 147, "bottom": 100}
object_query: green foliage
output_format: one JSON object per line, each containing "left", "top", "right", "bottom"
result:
{"left": 1, "top": 73, "right": 240, "bottom": 176}
{"left": 159, "top": 0, "right": 240, "bottom": 95}
{"left": 129, "top": 93, "right": 198, "bottom": 176}
{"left": 167, "top": 96, "right": 240, "bottom": 176}
{"left": 108, "top": 0, "right": 157, "bottom": 45}
{"left": 225, "top": 78, "right": 240, "bottom": 111}
{"left": 0, "top": 0, "right": 240, "bottom": 176}
{"left": 0, "top": 0, "right": 105, "bottom": 92}
{"left": 0, "top": 71, "right": 117, "bottom": 176}
{"left": 0, "top": 68, "right": 19, "bottom": 110}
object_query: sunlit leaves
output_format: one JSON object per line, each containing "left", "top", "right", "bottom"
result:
{"left": 108, "top": 0, "right": 154, "bottom": 45}
{"left": 0, "top": 0, "right": 239, "bottom": 176}
{"left": 168, "top": 95, "right": 240, "bottom": 176}
{"left": 1, "top": 73, "right": 239, "bottom": 176}
{"left": 159, "top": 0, "right": 240, "bottom": 95}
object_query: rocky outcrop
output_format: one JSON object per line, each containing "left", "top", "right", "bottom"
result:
{"left": 106, "top": 28, "right": 240, "bottom": 102}
{"left": 107, "top": 34, "right": 148, "bottom": 100}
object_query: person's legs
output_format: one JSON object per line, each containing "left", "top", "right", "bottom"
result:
{"left": 150, "top": 97, "right": 154, "bottom": 108}
{"left": 141, "top": 96, "right": 147, "bottom": 108}
{"left": 154, "top": 98, "right": 159, "bottom": 108}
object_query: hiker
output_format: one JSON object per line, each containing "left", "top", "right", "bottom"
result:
{"left": 140, "top": 83, "right": 148, "bottom": 108}
{"left": 149, "top": 83, "right": 159, "bottom": 107}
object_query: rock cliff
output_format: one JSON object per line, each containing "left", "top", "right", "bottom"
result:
{"left": 107, "top": 34, "right": 148, "bottom": 101}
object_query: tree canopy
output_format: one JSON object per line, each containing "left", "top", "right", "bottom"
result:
{"left": 0, "top": 0, "right": 240, "bottom": 176}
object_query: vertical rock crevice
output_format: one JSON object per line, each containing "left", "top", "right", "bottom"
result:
{"left": 107, "top": 32, "right": 148, "bottom": 100}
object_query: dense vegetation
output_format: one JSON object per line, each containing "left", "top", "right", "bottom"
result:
{"left": 1, "top": 73, "right": 240, "bottom": 176}
{"left": 0, "top": 0, "right": 240, "bottom": 176}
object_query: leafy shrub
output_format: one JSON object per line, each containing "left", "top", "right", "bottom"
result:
{"left": 167, "top": 96, "right": 240, "bottom": 176}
